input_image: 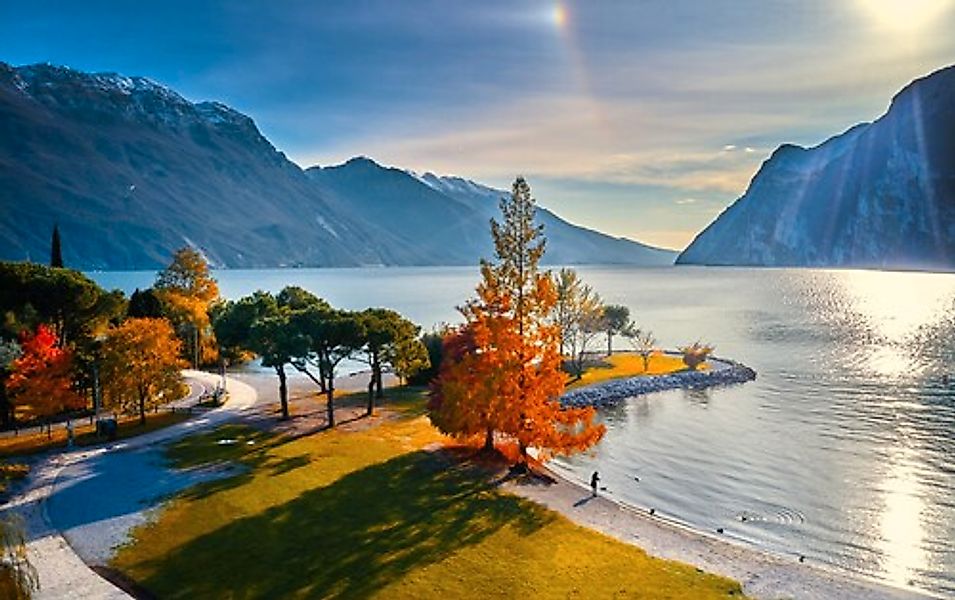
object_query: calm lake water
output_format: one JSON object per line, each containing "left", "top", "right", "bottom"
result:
{"left": 89, "top": 266, "right": 955, "bottom": 596}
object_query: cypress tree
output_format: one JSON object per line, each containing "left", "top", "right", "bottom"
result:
{"left": 50, "top": 225, "right": 64, "bottom": 268}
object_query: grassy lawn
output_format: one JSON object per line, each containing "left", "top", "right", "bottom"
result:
{"left": 568, "top": 352, "right": 701, "bottom": 390}
{"left": 333, "top": 385, "right": 432, "bottom": 418}
{"left": 112, "top": 389, "right": 744, "bottom": 599}
{"left": 0, "top": 411, "right": 191, "bottom": 458}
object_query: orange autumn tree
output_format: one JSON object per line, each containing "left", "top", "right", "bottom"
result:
{"left": 100, "top": 318, "right": 186, "bottom": 425}
{"left": 7, "top": 325, "right": 85, "bottom": 425}
{"left": 429, "top": 177, "right": 604, "bottom": 464}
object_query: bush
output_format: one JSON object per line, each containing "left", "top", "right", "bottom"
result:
{"left": 407, "top": 330, "right": 444, "bottom": 386}
{"left": 679, "top": 342, "right": 713, "bottom": 371}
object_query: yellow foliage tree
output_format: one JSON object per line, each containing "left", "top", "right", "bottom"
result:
{"left": 100, "top": 318, "right": 186, "bottom": 424}
{"left": 155, "top": 247, "right": 220, "bottom": 368}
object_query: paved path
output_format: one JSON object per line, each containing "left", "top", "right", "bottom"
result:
{"left": 0, "top": 377, "right": 219, "bottom": 441}
{"left": 0, "top": 370, "right": 257, "bottom": 600}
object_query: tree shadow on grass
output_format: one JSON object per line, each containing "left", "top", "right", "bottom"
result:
{"left": 163, "top": 424, "right": 319, "bottom": 501}
{"left": 268, "top": 453, "right": 311, "bottom": 476}
{"left": 130, "top": 449, "right": 556, "bottom": 599}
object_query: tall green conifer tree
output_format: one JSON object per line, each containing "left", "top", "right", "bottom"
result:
{"left": 50, "top": 225, "right": 63, "bottom": 268}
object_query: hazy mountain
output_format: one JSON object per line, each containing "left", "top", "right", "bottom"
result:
{"left": 678, "top": 65, "right": 955, "bottom": 271}
{"left": 0, "top": 62, "right": 674, "bottom": 269}
{"left": 307, "top": 159, "right": 676, "bottom": 266}
{"left": 0, "top": 62, "right": 418, "bottom": 269}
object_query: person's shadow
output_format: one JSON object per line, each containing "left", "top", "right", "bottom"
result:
{"left": 573, "top": 494, "right": 596, "bottom": 507}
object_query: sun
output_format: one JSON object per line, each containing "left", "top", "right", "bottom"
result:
{"left": 551, "top": 3, "right": 568, "bottom": 29}
{"left": 856, "top": 0, "right": 952, "bottom": 32}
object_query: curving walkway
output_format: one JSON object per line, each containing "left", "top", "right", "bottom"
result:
{"left": 0, "top": 370, "right": 258, "bottom": 600}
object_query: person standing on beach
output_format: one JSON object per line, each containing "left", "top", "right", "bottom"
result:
{"left": 591, "top": 471, "right": 600, "bottom": 496}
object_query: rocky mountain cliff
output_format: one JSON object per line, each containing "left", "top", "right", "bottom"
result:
{"left": 677, "top": 65, "right": 955, "bottom": 270}
{"left": 0, "top": 62, "right": 674, "bottom": 269}
{"left": 0, "top": 62, "right": 407, "bottom": 269}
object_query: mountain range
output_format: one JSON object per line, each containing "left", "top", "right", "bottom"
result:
{"left": 0, "top": 62, "right": 675, "bottom": 270}
{"left": 678, "top": 64, "right": 955, "bottom": 270}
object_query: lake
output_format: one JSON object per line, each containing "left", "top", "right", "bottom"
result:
{"left": 89, "top": 265, "right": 955, "bottom": 596}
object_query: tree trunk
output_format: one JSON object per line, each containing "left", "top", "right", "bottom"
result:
{"left": 607, "top": 332, "right": 612, "bottom": 356}
{"left": 193, "top": 324, "right": 200, "bottom": 370}
{"left": 292, "top": 362, "right": 325, "bottom": 392}
{"left": 276, "top": 365, "right": 289, "bottom": 420}
{"left": 139, "top": 390, "right": 147, "bottom": 426}
{"left": 367, "top": 350, "right": 380, "bottom": 416}
{"left": 326, "top": 385, "right": 335, "bottom": 428}
{"left": 366, "top": 376, "right": 375, "bottom": 417}
{"left": 375, "top": 365, "right": 384, "bottom": 399}
{"left": 483, "top": 427, "right": 494, "bottom": 452}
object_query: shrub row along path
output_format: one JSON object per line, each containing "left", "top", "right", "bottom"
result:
{"left": 1, "top": 370, "right": 258, "bottom": 599}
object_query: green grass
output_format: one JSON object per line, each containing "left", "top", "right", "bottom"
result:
{"left": 333, "top": 385, "right": 432, "bottom": 418}
{"left": 0, "top": 411, "right": 192, "bottom": 458}
{"left": 112, "top": 390, "right": 745, "bottom": 599}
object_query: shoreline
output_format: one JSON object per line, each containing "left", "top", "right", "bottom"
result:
{"left": 547, "top": 356, "right": 935, "bottom": 599}
{"left": 11, "top": 368, "right": 937, "bottom": 599}
{"left": 561, "top": 354, "right": 757, "bottom": 408}
{"left": 507, "top": 466, "right": 931, "bottom": 600}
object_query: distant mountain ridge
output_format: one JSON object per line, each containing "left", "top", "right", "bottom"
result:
{"left": 0, "top": 61, "right": 675, "bottom": 269}
{"left": 306, "top": 158, "right": 675, "bottom": 267}
{"left": 678, "top": 64, "right": 955, "bottom": 270}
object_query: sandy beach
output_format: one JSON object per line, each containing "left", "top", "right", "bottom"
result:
{"left": 506, "top": 469, "right": 933, "bottom": 600}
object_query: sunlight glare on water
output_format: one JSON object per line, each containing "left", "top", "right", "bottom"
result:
{"left": 877, "top": 439, "right": 928, "bottom": 589}
{"left": 839, "top": 269, "right": 955, "bottom": 343}
{"left": 89, "top": 266, "right": 955, "bottom": 595}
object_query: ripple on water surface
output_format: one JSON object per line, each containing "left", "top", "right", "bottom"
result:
{"left": 89, "top": 266, "right": 955, "bottom": 596}
{"left": 553, "top": 268, "right": 955, "bottom": 597}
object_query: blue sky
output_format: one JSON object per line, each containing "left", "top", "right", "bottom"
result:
{"left": 2, "top": 1, "right": 954, "bottom": 249}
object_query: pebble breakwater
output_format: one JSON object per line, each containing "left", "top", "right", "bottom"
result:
{"left": 561, "top": 357, "right": 757, "bottom": 409}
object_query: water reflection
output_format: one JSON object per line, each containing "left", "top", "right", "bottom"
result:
{"left": 865, "top": 345, "right": 919, "bottom": 380}
{"left": 877, "top": 442, "right": 928, "bottom": 589}
{"left": 841, "top": 269, "right": 955, "bottom": 342}
{"left": 682, "top": 387, "right": 711, "bottom": 407}
{"left": 88, "top": 266, "right": 955, "bottom": 595}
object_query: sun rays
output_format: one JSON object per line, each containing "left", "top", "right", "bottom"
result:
{"left": 856, "top": 0, "right": 953, "bottom": 33}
